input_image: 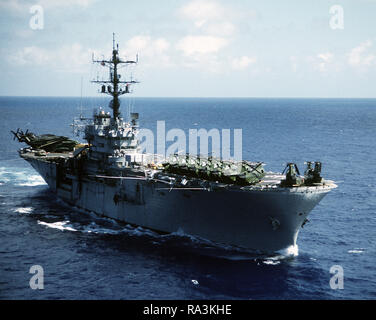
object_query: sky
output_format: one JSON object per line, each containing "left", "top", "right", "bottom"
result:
{"left": 0, "top": 0, "right": 375, "bottom": 97}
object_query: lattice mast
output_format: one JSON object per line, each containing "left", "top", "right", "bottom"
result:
{"left": 92, "top": 33, "right": 138, "bottom": 119}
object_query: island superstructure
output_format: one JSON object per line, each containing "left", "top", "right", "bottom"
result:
{"left": 13, "top": 35, "right": 337, "bottom": 253}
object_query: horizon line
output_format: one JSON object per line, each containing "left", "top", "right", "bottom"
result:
{"left": 1, "top": 95, "right": 376, "bottom": 99}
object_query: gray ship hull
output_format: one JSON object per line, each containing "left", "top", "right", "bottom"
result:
{"left": 24, "top": 154, "right": 334, "bottom": 253}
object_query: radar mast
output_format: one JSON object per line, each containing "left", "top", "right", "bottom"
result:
{"left": 92, "top": 33, "right": 138, "bottom": 120}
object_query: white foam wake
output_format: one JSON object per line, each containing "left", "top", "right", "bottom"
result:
{"left": 262, "top": 259, "right": 281, "bottom": 265}
{"left": 348, "top": 248, "right": 365, "bottom": 254}
{"left": 0, "top": 166, "right": 47, "bottom": 187}
{"left": 17, "top": 174, "right": 47, "bottom": 186}
{"left": 80, "top": 221, "right": 126, "bottom": 235}
{"left": 38, "top": 220, "right": 77, "bottom": 232}
{"left": 14, "top": 207, "right": 34, "bottom": 214}
{"left": 261, "top": 244, "right": 299, "bottom": 264}
{"left": 280, "top": 244, "right": 299, "bottom": 257}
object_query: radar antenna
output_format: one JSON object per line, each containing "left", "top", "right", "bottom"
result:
{"left": 91, "top": 33, "right": 139, "bottom": 119}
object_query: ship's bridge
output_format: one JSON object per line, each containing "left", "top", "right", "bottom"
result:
{"left": 84, "top": 110, "right": 140, "bottom": 165}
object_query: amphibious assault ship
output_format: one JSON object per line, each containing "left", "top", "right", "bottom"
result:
{"left": 13, "top": 36, "right": 337, "bottom": 253}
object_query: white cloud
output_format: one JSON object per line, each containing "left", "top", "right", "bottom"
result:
{"left": 176, "top": 40, "right": 256, "bottom": 73}
{"left": 178, "top": 53, "right": 224, "bottom": 73}
{"left": 317, "top": 53, "right": 333, "bottom": 62}
{"left": 123, "top": 36, "right": 172, "bottom": 67}
{"left": 59, "top": 43, "right": 94, "bottom": 72}
{"left": 348, "top": 40, "right": 375, "bottom": 68}
{"left": 125, "top": 36, "right": 170, "bottom": 54}
{"left": 317, "top": 52, "right": 334, "bottom": 72}
{"left": 9, "top": 44, "right": 94, "bottom": 73}
{"left": 179, "top": 0, "right": 236, "bottom": 36}
{"left": 0, "top": 0, "right": 96, "bottom": 13}
{"left": 39, "top": 0, "right": 96, "bottom": 8}
{"left": 126, "top": 36, "right": 151, "bottom": 52}
{"left": 231, "top": 56, "right": 256, "bottom": 70}
{"left": 153, "top": 38, "right": 170, "bottom": 54}
{"left": 307, "top": 52, "right": 334, "bottom": 73}
{"left": 10, "top": 36, "right": 173, "bottom": 73}
{"left": 175, "top": 0, "right": 259, "bottom": 72}
{"left": 176, "top": 35, "right": 228, "bottom": 56}
{"left": 204, "top": 22, "right": 236, "bottom": 37}
{"left": 179, "top": 0, "right": 226, "bottom": 27}
{"left": 10, "top": 46, "right": 50, "bottom": 65}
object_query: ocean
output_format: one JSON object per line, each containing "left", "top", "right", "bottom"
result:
{"left": 0, "top": 97, "right": 375, "bottom": 300}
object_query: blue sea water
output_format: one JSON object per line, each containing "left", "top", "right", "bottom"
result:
{"left": 0, "top": 96, "right": 375, "bottom": 300}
